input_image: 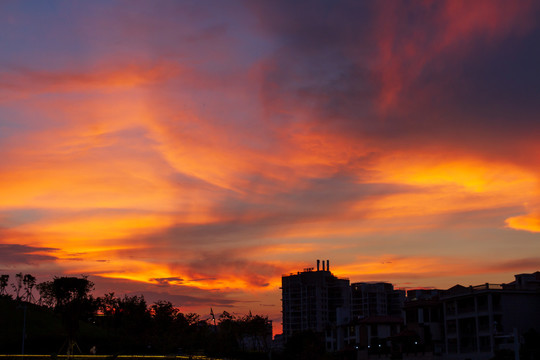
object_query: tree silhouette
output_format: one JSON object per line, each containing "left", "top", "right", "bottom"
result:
{"left": 0, "top": 274, "right": 9, "bottom": 297}
{"left": 185, "top": 312, "right": 200, "bottom": 326}
{"left": 36, "top": 281, "right": 54, "bottom": 307}
{"left": 22, "top": 274, "right": 36, "bottom": 303}
{"left": 2, "top": 274, "right": 274, "bottom": 357}
{"left": 215, "top": 311, "right": 241, "bottom": 355}
{"left": 239, "top": 312, "right": 272, "bottom": 352}
{"left": 97, "top": 293, "right": 118, "bottom": 316}
{"left": 37, "top": 276, "right": 94, "bottom": 356}
{"left": 94, "top": 293, "right": 151, "bottom": 353}
{"left": 116, "top": 294, "right": 150, "bottom": 353}
{"left": 149, "top": 300, "right": 184, "bottom": 353}
{"left": 11, "top": 272, "right": 23, "bottom": 300}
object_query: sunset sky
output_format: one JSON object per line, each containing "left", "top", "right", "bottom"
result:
{"left": 1, "top": 0, "right": 539, "bottom": 334}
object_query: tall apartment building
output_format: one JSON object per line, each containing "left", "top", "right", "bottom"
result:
{"left": 281, "top": 260, "right": 350, "bottom": 339}
{"left": 351, "top": 282, "right": 405, "bottom": 319}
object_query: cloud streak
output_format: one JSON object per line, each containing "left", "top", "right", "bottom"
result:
{"left": 0, "top": 243, "right": 58, "bottom": 265}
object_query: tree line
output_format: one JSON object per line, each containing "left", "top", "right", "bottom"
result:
{"left": 0, "top": 273, "right": 272, "bottom": 359}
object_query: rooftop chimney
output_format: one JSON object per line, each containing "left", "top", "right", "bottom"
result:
{"left": 322, "top": 260, "right": 326, "bottom": 271}
{"left": 327, "top": 260, "right": 330, "bottom": 272}
{"left": 317, "top": 259, "right": 320, "bottom": 271}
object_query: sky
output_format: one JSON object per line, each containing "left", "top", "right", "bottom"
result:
{"left": 1, "top": 0, "right": 540, "bottom": 335}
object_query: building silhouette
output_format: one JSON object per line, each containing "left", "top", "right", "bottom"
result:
{"left": 351, "top": 282, "right": 405, "bottom": 319}
{"left": 280, "top": 261, "right": 540, "bottom": 359}
{"left": 281, "top": 260, "right": 350, "bottom": 340}
{"left": 404, "top": 289, "right": 445, "bottom": 354}
{"left": 440, "top": 272, "right": 540, "bottom": 360}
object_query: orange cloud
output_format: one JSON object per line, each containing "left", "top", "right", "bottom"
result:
{"left": 331, "top": 254, "right": 540, "bottom": 288}
{"left": 19, "top": 213, "right": 176, "bottom": 246}
{"left": 365, "top": 154, "right": 538, "bottom": 219}
{"left": 0, "top": 62, "right": 181, "bottom": 101}
{"left": 505, "top": 213, "right": 540, "bottom": 233}
{"left": 86, "top": 258, "right": 287, "bottom": 293}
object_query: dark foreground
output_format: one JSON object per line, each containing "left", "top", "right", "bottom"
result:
{"left": 0, "top": 356, "right": 220, "bottom": 360}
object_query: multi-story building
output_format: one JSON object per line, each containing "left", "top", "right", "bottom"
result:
{"left": 351, "top": 282, "right": 405, "bottom": 319}
{"left": 281, "top": 261, "right": 540, "bottom": 360}
{"left": 441, "top": 272, "right": 540, "bottom": 360}
{"left": 281, "top": 260, "right": 350, "bottom": 340}
{"left": 403, "top": 289, "right": 444, "bottom": 354}
{"left": 341, "top": 315, "right": 404, "bottom": 350}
